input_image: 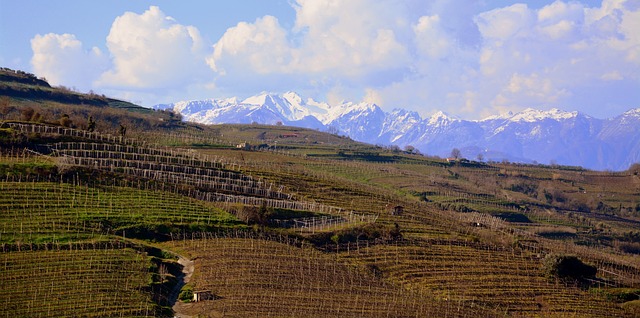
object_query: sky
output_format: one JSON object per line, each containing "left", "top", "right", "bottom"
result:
{"left": 1, "top": 0, "right": 639, "bottom": 119}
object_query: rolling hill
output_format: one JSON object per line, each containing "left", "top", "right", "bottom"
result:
{"left": 1, "top": 68, "right": 639, "bottom": 317}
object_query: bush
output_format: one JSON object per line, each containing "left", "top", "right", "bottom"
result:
{"left": 178, "top": 284, "right": 193, "bottom": 303}
{"left": 508, "top": 181, "right": 538, "bottom": 197}
{"left": 231, "top": 203, "right": 273, "bottom": 225}
{"left": 314, "top": 223, "right": 402, "bottom": 245}
{"left": 621, "top": 299, "right": 640, "bottom": 315}
{"left": 617, "top": 242, "right": 640, "bottom": 255}
{"left": 543, "top": 254, "right": 596, "bottom": 283}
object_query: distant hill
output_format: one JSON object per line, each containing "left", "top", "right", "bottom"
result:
{"left": 0, "top": 67, "right": 179, "bottom": 134}
{"left": 158, "top": 92, "right": 640, "bottom": 171}
{"left": 0, "top": 67, "right": 151, "bottom": 112}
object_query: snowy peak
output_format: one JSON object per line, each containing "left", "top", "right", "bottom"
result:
{"left": 282, "top": 91, "right": 302, "bottom": 105}
{"left": 620, "top": 108, "right": 640, "bottom": 118}
{"left": 508, "top": 108, "right": 578, "bottom": 122}
{"left": 241, "top": 92, "right": 274, "bottom": 106}
{"left": 380, "top": 108, "right": 422, "bottom": 143}
{"left": 389, "top": 108, "right": 421, "bottom": 122}
{"left": 170, "top": 98, "right": 233, "bottom": 114}
{"left": 240, "top": 92, "right": 313, "bottom": 121}
{"left": 481, "top": 111, "right": 514, "bottom": 121}
{"left": 322, "top": 101, "right": 382, "bottom": 124}
{"left": 157, "top": 93, "right": 638, "bottom": 171}
{"left": 428, "top": 111, "right": 456, "bottom": 126}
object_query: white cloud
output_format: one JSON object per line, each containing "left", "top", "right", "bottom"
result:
{"left": 97, "top": 6, "right": 210, "bottom": 90}
{"left": 601, "top": 71, "right": 623, "bottom": 80}
{"left": 27, "top": 1, "right": 640, "bottom": 118}
{"left": 363, "top": 88, "right": 384, "bottom": 105}
{"left": 470, "top": 1, "right": 640, "bottom": 117}
{"left": 494, "top": 72, "right": 570, "bottom": 109}
{"left": 413, "top": 15, "right": 452, "bottom": 60}
{"left": 475, "top": 4, "right": 534, "bottom": 41}
{"left": 207, "top": 15, "right": 292, "bottom": 75}
{"left": 206, "top": 0, "right": 413, "bottom": 98}
{"left": 291, "top": 0, "right": 411, "bottom": 75}
{"left": 30, "top": 33, "right": 108, "bottom": 91}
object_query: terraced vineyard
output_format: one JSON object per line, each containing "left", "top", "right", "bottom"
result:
{"left": 1, "top": 245, "right": 155, "bottom": 317}
{"left": 0, "top": 181, "right": 239, "bottom": 243}
{"left": 1, "top": 113, "right": 639, "bottom": 317}
{"left": 165, "top": 235, "right": 496, "bottom": 317}
{"left": 339, "top": 239, "right": 625, "bottom": 317}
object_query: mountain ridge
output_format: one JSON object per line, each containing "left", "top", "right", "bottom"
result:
{"left": 154, "top": 92, "right": 640, "bottom": 171}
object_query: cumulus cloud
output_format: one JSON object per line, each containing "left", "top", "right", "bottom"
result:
{"left": 97, "top": 6, "right": 210, "bottom": 90}
{"left": 207, "top": 0, "right": 414, "bottom": 97}
{"left": 28, "top": 1, "right": 640, "bottom": 117}
{"left": 475, "top": 4, "right": 534, "bottom": 41}
{"left": 207, "top": 15, "right": 291, "bottom": 75}
{"left": 205, "top": 0, "right": 639, "bottom": 118}
{"left": 291, "top": 0, "right": 411, "bottom": 76}
{"left": 31, "top": 33, "right": 108, "bottom": 91}
{"left": 413, "top": 15, "right": 452, "bottom": 60}
{"left": 476, "top": 0, "right": 640, "bottom": 116}
{"left": 30, "top": 6, "right": 214, "bottom": 104}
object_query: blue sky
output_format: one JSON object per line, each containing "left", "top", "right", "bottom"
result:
{"left": 1, "top": 0, "right": 638, "bottom": 119}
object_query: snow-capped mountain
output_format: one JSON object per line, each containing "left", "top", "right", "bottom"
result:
{"left": 155, "top": 93, "right": 640, "bottom": 171}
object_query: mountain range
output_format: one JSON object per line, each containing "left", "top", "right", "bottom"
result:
{"left": 154, "top": 92, "right": 640, "bottom": 171}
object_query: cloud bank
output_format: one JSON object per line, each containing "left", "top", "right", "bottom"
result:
{"left": 30, "top": 0, "right": 640, "bottom": 119}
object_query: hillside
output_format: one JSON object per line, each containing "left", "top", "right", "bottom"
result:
{"left": 1, "top": 72, "right": 640, "bottom": 317}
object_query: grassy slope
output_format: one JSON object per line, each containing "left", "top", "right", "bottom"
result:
{"left": 1, "top": 70, "right": 639, "bottom": 317}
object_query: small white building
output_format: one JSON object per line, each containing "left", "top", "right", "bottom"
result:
{"left": 193, "top": 290, "right": 215, "bottom": 302}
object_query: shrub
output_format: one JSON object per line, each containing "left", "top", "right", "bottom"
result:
{"left": 178, "top": 284, "right": 193, "bottom": 303}
{"left": 233, "top": 204, "right": 273, "bottom": 225}
{"left": 543, "top": 254, "right": 596, "bottom": 283}
{"left": 59, "top": 114, "right": 72, "bottom": 127}
{"left": 508, "top": 181, "right": 538, "bottom": 197}
{"left": 314, "top": 223, "right": 402, "bottom": 245}
{"left": 621, "top": 299, "right": 640, "bottom": 315}
{"left": 617, "top": 242, "right": 640, "bottom": 255}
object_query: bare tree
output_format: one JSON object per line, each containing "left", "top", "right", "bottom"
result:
{"left": 326, "top": 126, "right": 339, "bottom": 135}
{"left": 87, "top": 116, "right": 96, "bottom": 132}
{"left": 451, "top": 148, "right": 461, "bottom": 159}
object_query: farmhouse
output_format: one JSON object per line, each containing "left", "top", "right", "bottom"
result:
{"left": 193, "top": 290, "right": 215, "bottom": 302}
{"left": 236, "top": 142, "right": 250, "bottom": 149}
{"left": 389, "top": 205, "right": 404, "bottom": 216}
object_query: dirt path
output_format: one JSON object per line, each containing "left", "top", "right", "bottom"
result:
{"left": 171, "top": 256, "right": 195, "bottom": 318}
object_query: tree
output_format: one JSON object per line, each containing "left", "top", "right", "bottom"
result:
{"left": 87, "top": 116, "right": 96, "bottom": 132}
{"left": 119, "top": 124, "right": 127, "bottom": 138}
{"left": 59, "top": 114, "right": 72, "bottom": 127}
{"left": 21, "top": 107, "right": 35, "bottom": 121}
{"left": 0, "top": 96, "right": 11, "bottom": 119}
{"left": 543, "top": 254, "right": 596, "bottom": 283}
{"left": 326, "top": 126, "right": 339, "bottom": 135}
{"left": 404, "top": 145, "right": 415, "bottom": 154}
{"left": 476, "top": 153, "right": 484, "bottom": 162}
{"left": 451, "top": 148, "right": 461, "bottom": 159}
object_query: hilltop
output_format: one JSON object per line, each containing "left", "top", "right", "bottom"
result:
{"left": 1, "top": 70, "right": 639, "bottom": 317}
